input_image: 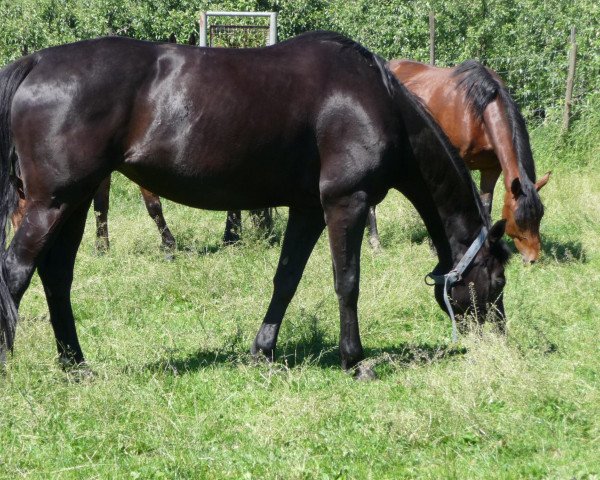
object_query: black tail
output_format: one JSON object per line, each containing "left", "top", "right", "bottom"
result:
{"left": 0, "top": 56, "right": 36, "bottom": 356}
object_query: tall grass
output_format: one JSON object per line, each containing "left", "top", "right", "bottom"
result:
{"left": 1, "top": 105, "right": 599, "bottom": 478}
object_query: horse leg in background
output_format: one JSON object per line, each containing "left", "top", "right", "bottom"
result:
{"left": 37, "top": 200, "right": 92, "bottom": 367}
{"left": 323, "top": 192, "right": 373, "bottom": 380}
{"left": 365, "top": 206, "right": 382, "bottom": 251}
{"left": 250, "top": 208, "right": 274, "bottom": 240}
{"left": 139, "top": 187, "right": 176, "bottom": 253}
{"left": 251, "top": 207, "right": 325, "bottom": 359}
{"left": 93, "top": 176, "right": 111, "bottom": 252}
{"left": 479, "top": 167, "right": 501, "bottom": 220}
{"left": 223, "top": 210, "right": 242, "bottom": 245}
{"left": 10, "top": 197, "right": 26, "bottom": 232}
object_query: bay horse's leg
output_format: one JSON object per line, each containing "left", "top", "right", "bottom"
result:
{"left": 323, "top": 192, "right": 373, "bottom": 378}
{"left": 93, "top": 176, "right": 111, "bottom": 252}
{"left": 480, "top": 167, "right": 501, "bottom": 219}
{"left": 223, "top": 210, "right": 242, "bottom": 245}
{"left": 250, "top": 208, "right": 274, "bottom": 239}
{"left": 251, "top": 207, "right": 325, "bottom": 359}
{"left": 139, "top": 187, "right": 176, "bottom": 252}
{"left": 366, "top": 206, "right": 382, "bottom": 251}
{"left": 10, "top": 196, "right": 26, "bottom": 232}
{"left": 37, "top": 200, "right": 91, "bottom": 366}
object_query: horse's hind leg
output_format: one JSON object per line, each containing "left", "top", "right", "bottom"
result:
{"left": 250, "top": 208, "right": 274, "bottom": 239}
{"left": 37, "top": 200, "right": 91, "bottom": 365}
{"left": 1, "top": 201, "right": 73, "bottom": 357}
{"left": 251, "top": 207, "right": 325, "bottom": 359}
{"left": 93, "top": 176, "right": 111, "bottom": 252}
{"left": 366, "top": 206, "right": 382, "bottom": 251}
{"left": 323, "top": 192, "right": 373, "bottom": 378}
{"left": 139, "top": 187, "right": 176, "bottom": 252}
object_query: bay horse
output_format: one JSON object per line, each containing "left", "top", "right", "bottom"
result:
{"left": 368, "top": 59, "right": 550, "bottom": 263}
{"left": 0, "top": 31, "right": 510, "bottom": 377}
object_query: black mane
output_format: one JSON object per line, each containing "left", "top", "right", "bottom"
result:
{"left": 290, "top": 31, "right": 398, "bottom": 97}
{"left": 452, "top": 60, "right": 543, "bottom": 229}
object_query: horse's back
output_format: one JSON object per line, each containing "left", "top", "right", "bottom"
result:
{"left": 10, "top": 32, "right": 400, "bottom": 209}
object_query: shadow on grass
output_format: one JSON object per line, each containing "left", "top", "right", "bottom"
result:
{"left": 175, "top": 241, "right": 225, "bottom": 256}
{"left": 505, "top": 236, "right": 587, "bottom": 264}
{"left": 172, "top": 227, "right": 283, "bottom": 257}
{"left": 541, "top": 238, "right": 587, "bottom": 263}
{"left": 143, "top": 340, "right": 466, "bottom": 376}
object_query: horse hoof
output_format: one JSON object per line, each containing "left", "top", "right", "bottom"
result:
{"left": 369, "top": 237, "right": 382, "bottom": 252}
{"left": 354, "top": 365, "right": 377, "bottom": 381}
{"left": 250, "top": 343, "right": 274, "bottom": 362}
{"left": 0, "top": 348, "right": 7, "bottom": 373}
{"left": 163, "top": 251, "right": 175, "bottom": 262}
{"left": 95, "top": 237, "right": 110, "bottom": 254}
{"left": 61, "top": 360, "right": 95, "bottom": 382}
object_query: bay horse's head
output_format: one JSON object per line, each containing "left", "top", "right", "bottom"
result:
{"left": 432, "top": 220, "right": 511, "bottom": 330}
{"left": 503, "top": 172, "right": 550, "bottom": 264}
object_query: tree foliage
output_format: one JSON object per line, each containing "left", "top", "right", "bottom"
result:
{"left": 0, "top": 0, "right": 597, "bottom": 116}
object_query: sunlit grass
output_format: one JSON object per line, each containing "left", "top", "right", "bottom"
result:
{"left": 1, "top": 112, "right": 599, "bottom": 478}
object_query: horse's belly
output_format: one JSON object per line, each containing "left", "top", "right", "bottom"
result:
{"left": 118, "top": 153, "right": 320, "bottom": 210}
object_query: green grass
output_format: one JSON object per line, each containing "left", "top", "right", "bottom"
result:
{"left": 1, "top": 108, "right": 599, "bottom": 478}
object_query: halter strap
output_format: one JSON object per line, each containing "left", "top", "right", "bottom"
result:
{"left": 425, "top": 227, "right": 489, "bottom": 342}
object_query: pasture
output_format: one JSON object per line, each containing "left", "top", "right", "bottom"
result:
{"left": 1, "top": 108, "right": 599, "bottom": 478}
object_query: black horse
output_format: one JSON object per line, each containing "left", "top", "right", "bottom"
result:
{"left": 0, "top": 31, "right": 509, "bottom": 377}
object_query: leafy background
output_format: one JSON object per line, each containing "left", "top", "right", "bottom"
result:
{"left": 0, "top": 0, "right": 598, "bottom": 118}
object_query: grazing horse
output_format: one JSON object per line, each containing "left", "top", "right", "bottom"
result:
{"left": 368, "top": 59, "right": 549, "bottom": 263}
{"left": 0, "top": 31, "right": 509, "bottom": 376}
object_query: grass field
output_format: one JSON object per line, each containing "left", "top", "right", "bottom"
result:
{"left": 1, "top": 106, "right": 599, "bottom": 478}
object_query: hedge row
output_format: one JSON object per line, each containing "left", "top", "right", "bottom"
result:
{"left": 0, "top": 0, "right": 598, "bottom": 116}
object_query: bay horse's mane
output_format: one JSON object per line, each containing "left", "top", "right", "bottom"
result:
{"left": 452, "top": 60, "right": 543, "bottom": 229}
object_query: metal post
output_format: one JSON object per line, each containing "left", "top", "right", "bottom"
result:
{"left": 563, "top": 26, "right": 577, "bottom": 131}
{"left": 429, "top": 10, "right": 435, "bottom": 66}
{"left": 199, "top": 12, "right": 207, "bottom": 47}
{"left": 268, "top": 12, "right": 278, "bottom": 45}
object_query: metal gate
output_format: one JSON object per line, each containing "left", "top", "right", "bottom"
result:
{"left": 199, "top": 11, "right": 277, "bottom": 48}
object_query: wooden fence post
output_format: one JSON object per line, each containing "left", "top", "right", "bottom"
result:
{"left": 563, "top": 26, "right": 577, "bottom": 131}
{"left": 429, "top": 10, "right": 435, "bottom": 66}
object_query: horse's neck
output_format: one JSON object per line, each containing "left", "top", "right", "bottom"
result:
{"left": 391, "top": 80, "right": 486, "bottom": 271}
{"left": 482, "top": 96, "right": 521, "bottom": 189}
{"left": 399, "top": 141, "right": 485, "bottom": 272}
{"left": 424, "top": 184, "right": 484, "bottom": 272}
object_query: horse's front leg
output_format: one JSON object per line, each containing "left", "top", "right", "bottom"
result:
{"left": 323, "top": 192, "right": 374, "bottom": 379}
{"left": 252, "top": 207, "right": 325, "bottom": 359}
{"left": 480, "top": 167, "right": 501, "bottom": 219}
{"left": 223, "top": 210, "right": 242, "bottom": 245}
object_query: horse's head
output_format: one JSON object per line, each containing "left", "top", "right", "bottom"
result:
{"left": 502, "top": 172, "right": 550, "bottom": 264}
{"left": 435, "top": 220, "right": 511, "bottom": 329}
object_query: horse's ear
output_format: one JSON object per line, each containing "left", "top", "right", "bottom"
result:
{"left": 188, "top": 33, "right": 197, "bottom": 46}
{"left": 511, "top": 178, "right": 524, "bottom": 198}
{"left": 535, "top": 171, "right": 551, "bottom": 191}
{"left": 488, "top": 219, "right": 506, "bottom": 244}
{"left": 169, "top": 33, "right": 177, "bottom": 44}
